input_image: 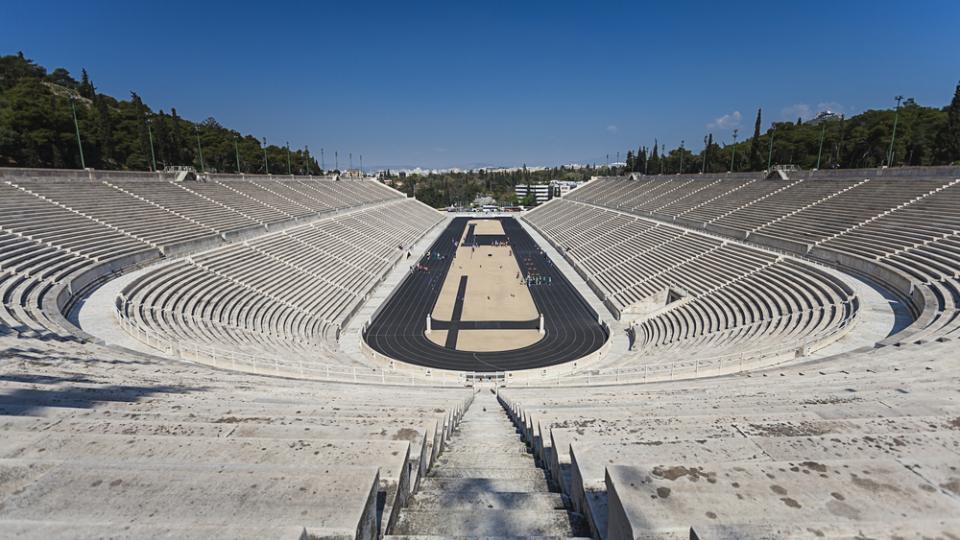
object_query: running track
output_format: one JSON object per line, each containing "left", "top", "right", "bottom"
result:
{"left": 363, "top": 217, "right": 608, "bottom": 372}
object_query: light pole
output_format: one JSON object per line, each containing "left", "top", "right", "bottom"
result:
{"left": 816, "top": 122, "right": 826, "bottom": 170}
{"left": 766, "top": 124, "right": 775, "bottom": 171}
{"left": 234, "top": 135, "right": 242, "bottom": 173}
{"left": 679, "top": 141, "right": 685, "bottom": 174}
{"left": 320, "top": 148, "right": 325, "bottom": 172}
{"left": 286, "top": 142, "right": 292, "bottom": 175}
{"left": 730, "top": 129, "right": 738, "bottom": 172}
{"left": 359, "top": 154, "right": 363, "bottom": 176}
{"left": 146, "top": 118, "right": 157, "bottom": 172}
{"left": 69, "top": 96, "right": 86, "bottom": 169}
{"left": 304, "top": 145, "right": 310, "bottom": 175}
{"left": 886, "top": 95, "right": 904, "bottom": 166}
{"left": 349, "top": 152, "right": 353, "bottom": 171}
{"left": 262, "top": 137, "right": 269, "bottom": 174}
{"left": 701, "top": 135, "right": 708, "bottom": 173}
{"left": 194, "top": 125, "right": 205, "bottom": 173}
{"left": 335, "top": 151, "right": 339, "bottom": 171}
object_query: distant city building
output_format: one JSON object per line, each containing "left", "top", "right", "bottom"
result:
{"left": 515, "top": 183, "right": 552, "bottom": 205}
{"left": 515, "top": 180, "right": 583, "bottom": 205}
{"left": 339, "top": 169, "right": 364, "bottom": 179}
{"left": 550, "top": 180, "right": 582, "bottom": 198}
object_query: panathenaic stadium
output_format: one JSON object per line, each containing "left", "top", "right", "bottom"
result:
{"left": 1, "top": 165, "right": 959, "bottom": 539}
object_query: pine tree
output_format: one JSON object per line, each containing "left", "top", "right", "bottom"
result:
{"left": 749, "top": 108, "right": 762, "bottom": 170}
{"left": 78, "top": 69, "right": 95, "bottom": 99}
{"left": 170, "top": 108, "right": 184, "bottom": 165}
{"left": 648, "top": 140, "right": 660, "bottom": 175}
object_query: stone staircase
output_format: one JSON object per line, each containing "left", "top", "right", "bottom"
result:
{"left": 388, "top": 389, "right": 590, "bottom": 539}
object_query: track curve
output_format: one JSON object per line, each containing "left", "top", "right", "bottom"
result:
{"left": 363, "top": 216, "right": 608, "bottom": 372}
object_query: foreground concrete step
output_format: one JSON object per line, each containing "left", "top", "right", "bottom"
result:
{"left": 386, "top": 536, "right": 593, "bottom": 540}
{"left": 0, "top": 520, "right": 316, "bottom": 540}
{"left": 691, "top": 519, "right": 960, "bottom": 539}
{"left": 0, "top": 431, "right": 411, "bottom": 534}
{"left": 0, "top": 459, "right": 379, "bottom": 539}
{"left": 429, "top": 467, "right": 548, "bottom": 481}
{"left": 405, "top": 491, "right": 566, "bottom": 512}
{"left": 392, "top": 509, "right": 587, "bottom": 537}
{"left": 442, "top": 442, "right": 531, "bottom": 454}
{"left": 417, "top": 475, "right": 551, "bottom": 493}
{"left": 605, "top": 459, "right": 960, "bottom": 539}
{"left": 435, "top": 453, "right": 535, "bottom": 468}
{"left": 1, "top": 413, "right": 446, "bottom": 468}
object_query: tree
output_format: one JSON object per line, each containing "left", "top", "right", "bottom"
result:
{"left": 94, "top": 95, "right": 114, "bottom": 166}
{"left": 749, "top": 108, "right": 763, "bottom": 170}
{"left": 170, "top": 108, "right": 185, "bottom": 165}
{"left": 46, "top": 67, "right": 77, "bottom": 88}
{"left": 78, "top": 69, "right": 95, "bottom": 99}
{"left": 946, "top": 81, "right": 960, "bottom": 162}
{"left": 127, "top": 92, "right": 152, "bottom": 170}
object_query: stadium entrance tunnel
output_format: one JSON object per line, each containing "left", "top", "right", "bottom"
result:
{"left": 362, "top": 217, "right": 609, "bottom": 372}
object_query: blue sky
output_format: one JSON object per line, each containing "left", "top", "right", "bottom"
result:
{"left": 2, "top": 0, "right": 958, "bottom": 169}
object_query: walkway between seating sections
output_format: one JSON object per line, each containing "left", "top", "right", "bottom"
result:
{"left": 389, "top": 389, "right": 590, "bottom": 538}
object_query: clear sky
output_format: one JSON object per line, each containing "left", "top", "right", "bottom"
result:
{"left": 2, "top": 0, "right": 958, "bottom": 169}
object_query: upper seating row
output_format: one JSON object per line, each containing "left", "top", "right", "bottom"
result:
{"left": 525, "top": 199, "right": 856, "bottom": 367}
{"left": 117, "top": 199, "right": 442, "bottom": 364}
{"left": 0, "top": 172, "right": 414, "bottom": 346}
{"left": 564, "top": 173, "right": 960, "bottom": 343}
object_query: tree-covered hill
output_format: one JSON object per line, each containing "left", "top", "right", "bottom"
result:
{"left": 623, "top": 85, "right": 959, "bottom": 176}
{"left": 0, "top": 52, "right": 321, "bottom": 173}
{"left": 1, "top": 51, "right": 957, "bottom": 190}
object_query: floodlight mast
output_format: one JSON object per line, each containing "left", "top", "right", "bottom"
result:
{"left": 766, "top": 125, "right": 775, "bottom": 171}
{"left": 679, "top": 141, "right": 684, "bottom": 174}
{"left": 234, "top": 135, "right": 242, "bottom": 173}
{"left": 701, "top": 135, "right": 708, "bottom": 173}
{"left": 262, "top": 137, "right": 269, "bottom": 174}
{"left": 886, "top": 95, "right": 904, "bottom": 166}
{"left": 146, "top": 118, "right": 157, "bottom": 172}
{"left": 70, "top": 96, "right": 86, "bottom": 169}
{"left": 730, "top": 129, "right": 738, "bottom": 172}
{"left": 816, "top": 123, "right": 826, "bottom": 170}
{"left": 195, "top": 125, "right": 205, "bottom": 173}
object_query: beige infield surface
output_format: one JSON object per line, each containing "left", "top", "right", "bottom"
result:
{"left": 427, "top": 219, "right": 542, "bottom": 352}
